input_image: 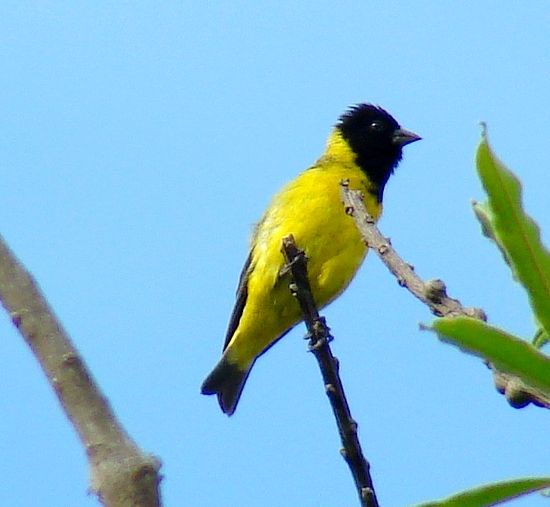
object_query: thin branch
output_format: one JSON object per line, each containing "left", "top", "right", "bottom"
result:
{"left": 341, "top": 182, "right": 550, "bottom": 410}
{"left": 0, "top": 234, "right": 162, "bottom": 507}
{"left": 341, "top": 182, "right": 483, "bottom": 320}
{"left": 281, "top": 235, "right": 379, "bottom": 507}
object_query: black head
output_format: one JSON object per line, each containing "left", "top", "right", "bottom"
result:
{"left": 337, "top": 104, "right": 420, "bottom": 200}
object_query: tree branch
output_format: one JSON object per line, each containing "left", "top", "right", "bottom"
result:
{"left": 0, "top": 234, "right": 162, "bottom": 507}
{"left": 281, "top": 235, "right": 379, "bottom": 507}
{"left": 341, "top": 182, "right": 550, "bottom": 411}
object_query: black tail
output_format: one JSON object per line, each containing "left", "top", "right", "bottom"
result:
{"left": 201, "top": 356, "right": 252, "bottom": 416}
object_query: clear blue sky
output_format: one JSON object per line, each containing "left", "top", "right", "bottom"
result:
{"left": 1, "top": 2, "right": 549, "bottom": 506}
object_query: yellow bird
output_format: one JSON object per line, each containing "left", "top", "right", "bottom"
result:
{"left": 201, "top": 103, "right": 420, "bottom": 415}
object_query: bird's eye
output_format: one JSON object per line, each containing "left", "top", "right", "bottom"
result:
{"left": 369, "top": 121, "right": 385, "bottom": 132}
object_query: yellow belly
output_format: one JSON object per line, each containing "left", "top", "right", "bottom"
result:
{"left": 226, "top": 163, "right": 381, "bottom": 366}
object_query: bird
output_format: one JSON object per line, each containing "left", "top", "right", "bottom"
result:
{"left": 201, "top": 103, "right": 420, "bottom": 415}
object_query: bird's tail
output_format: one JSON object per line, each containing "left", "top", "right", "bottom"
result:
{"left": 201, "top": 355, "right": 252, "bottom": 416}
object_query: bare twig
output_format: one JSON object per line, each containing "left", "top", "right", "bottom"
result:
{"left": 341, "top": 183, "right": 550, "bottom": 410}
{"left": 281, "top": 235, "right": 379, "bottom": 507}
{"left": 341, "top": 182, "right": 484, "bottom": 320}
{"left": 0, "top": 235, "right": 162, "bottom": 507}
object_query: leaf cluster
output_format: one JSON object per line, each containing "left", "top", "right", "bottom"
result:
{"left": 423, "top": 131, "right": 550, "bottom": 505}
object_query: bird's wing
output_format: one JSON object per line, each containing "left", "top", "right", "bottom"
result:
{"left": 222, "top": 250, "right": 253, "bottom": 351}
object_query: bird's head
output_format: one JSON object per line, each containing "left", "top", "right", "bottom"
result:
{"left": 337, "top": 103, "right": 421, "bottom": 198}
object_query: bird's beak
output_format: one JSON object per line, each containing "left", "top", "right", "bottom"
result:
{"left": 392, "top": 128, "right": 422, "bottom": 147}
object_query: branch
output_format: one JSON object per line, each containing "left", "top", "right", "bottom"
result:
{"left": 0, "top": 234, "right": 162, "bottom": 507}
{"left": 281, "top": 235, "right": 379, "bottom": 507}
{"left": 341, "top": 182, "right": 550, "bottom": 411}
{"left": 492, "top": 369, "right": 550, "bottom": 409}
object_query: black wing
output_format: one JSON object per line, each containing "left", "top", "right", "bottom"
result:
{"left": 222, "top": 251, "right": 253, "bottom": 351}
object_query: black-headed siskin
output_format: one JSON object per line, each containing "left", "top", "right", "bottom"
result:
{"left": 202, "top": 104, "right": 420, "bottom": 415}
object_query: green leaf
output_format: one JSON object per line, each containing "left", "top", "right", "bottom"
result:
{"left": 430, "top": 316, "right": 550, "bottom": 396}
{"left": 412, "top": 477, "right": 550, "bottom": 507}
{"left": 533, "top": 326, "right": 550, "bottom": 349}
{"left": 472, "top": 200, "right": 513, "bottom": 273}
{"left": 476, "top": 135, "right": 550, "bottom": 335}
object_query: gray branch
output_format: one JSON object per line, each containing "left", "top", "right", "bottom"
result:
{"left": 0, "top": 235, "right": 162, "bottom": 506}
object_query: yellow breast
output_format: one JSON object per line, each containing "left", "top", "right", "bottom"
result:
{"left": 253, "top": 161, "right": 380, "bottom": 306}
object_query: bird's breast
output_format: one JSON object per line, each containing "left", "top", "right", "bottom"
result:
{"left": 253, "top": 164, "right": 381, "bottom": 308}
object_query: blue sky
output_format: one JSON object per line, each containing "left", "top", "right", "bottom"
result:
{"left": 1, "top": 2, "right": 549, "bottom": 506}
